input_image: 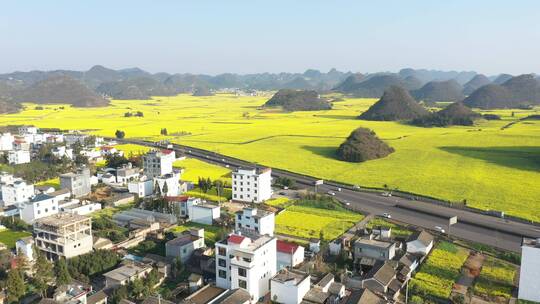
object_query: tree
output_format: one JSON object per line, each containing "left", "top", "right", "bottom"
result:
{"left": 55, "top": 258, "right": 72, "bottom": 286}
{"left": 129, "top": 277, "right": 147, "bottom": 300}
{"left": 214, "top": 180, "right": 224, "bottom": 203}
{"left": 105, "top": 153, "right": 129, "bottom": 168}
{"left": 160, "top": 128, "right": 168, "bottom": 135}
{"left": 6, "top": 268, "right": 25, "bottom": 303}
{"left": 15, "top": 249, "right": 29, "bottom": 274}
{"left": 162, "top": 181, "right": 168, "bottom": 196}
{"left": 204, "top": 177, "right": 213, "bottom": 194}
{"left": 145, "top": 268, "right": 160, "bottom": 291}
{"left": 32, "top": 248, "right": 54, "bottom": 297}
{"left": 110, "top": 284, "right": 128, "bottom": 304}
{"left": 115, "top": 130, "right": 125, "bottom": 139}
{"left": 154, "top": 181, "right": 161, "bottom": 197}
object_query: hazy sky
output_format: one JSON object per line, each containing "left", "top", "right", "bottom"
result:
{"left": 1, "top": 0, "right": 539, "bottom": 75}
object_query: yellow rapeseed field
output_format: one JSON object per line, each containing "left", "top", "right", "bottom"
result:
{"left": 1, "top": 94, "right": 539, "bottom": 221}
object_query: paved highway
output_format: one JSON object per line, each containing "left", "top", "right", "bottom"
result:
{"left": 115, "top": 138, "right": 540, "bottom": 252}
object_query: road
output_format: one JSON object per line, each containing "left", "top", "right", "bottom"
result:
{"left": 115, "top": 138, "right": 540, "bottom": 252}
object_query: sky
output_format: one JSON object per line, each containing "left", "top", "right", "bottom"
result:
{"left": 1, "top": 0, "right": 539, "bottom": 76}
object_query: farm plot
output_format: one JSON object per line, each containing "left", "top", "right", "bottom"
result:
{"left": 275, "top": 204, "right": 363, "bottom": 241}
{"left": 410, "top": 241, "right": 470, "bottom": 300}
{"left": 473, "top": 257, "right": 517, "bottom": 301}
{"left": 0, "top": 229, "right": 32, "bottom": 248}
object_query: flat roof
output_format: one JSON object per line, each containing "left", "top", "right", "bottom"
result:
{"left": 272, "top": 269, "right": 309, "bottom": 284}
{"left": 355, "top": 238, "right": 394, "bottom": 249}
{"left": 35, "top": 213, "right": 90, "bottom": 228}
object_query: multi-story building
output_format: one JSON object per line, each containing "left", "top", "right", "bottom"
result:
{"left": 154, "top": 171, "right": 181, "bottom": 196}
{"left": 7, "top": 149, "right": 30, "bottom": 165}
{"left": 142, "top": 149, "right": 175, "bottom": 178}
{"left": 1, "top": 178, "right": 34, "bottom": 207}
{"left": 51, "top": 146, "right": 73, "bottom": 160}
{"left": 270, "top": 269, "right": 311, "bottom": 304}
{"left": 128, "top": 178, "right": 153, "bottom": 197}
{"left": 215, "top": 233, "right": 277, "bottom": 301}
{"left": 33, "top": 213, "right": 93, "bottom": 260}
{"left": 354, "top": 238, "right": 396, "bottom": 263}
{"left": 18, "top": 126, "right": 38, "bottom": 135}
{"left": 60, "top": 167, "right": 91, "bottom": 197}
{"left": 116, "top": 164, "right": 140, "bottom": 185}
{"left": 519, "top": 238, "right": 540, "bottom": 302}
{"left": 235, "top": 207, "right": 275, "bottom": 236}
{"left": 19, "top": 193, "right": 59, "bottom": 223}
{"left": 232, "top": 167, "right": 272, "bottom": 203}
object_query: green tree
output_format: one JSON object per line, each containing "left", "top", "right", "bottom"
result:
{"left": 115, "top": 130, "right": 125, "bottom": 139}
{"left": 55, "top": 258, "right": 72, "bottom": 286}
{"left": 162, "top": 181, "right": 168, "bottom": 196}
{"left": 110, "top": 284, "right": 128, "bottom": 304}
{"left": 154, "top": 181, "right": 161, "bottom": 197}
{"left": 15, "top": 249, "right": 29, "bottom": 274}
{"left": 214, "top": 180, "right": 224, "bottom": 203}
{"left": 129, "top": 277, "right": 147, "bottom": 300}
{"left": 32, "top": 248, "right": 54, "bottom": 297}
{"left": 6, "top": 268, "right": 25, "bottom": 303}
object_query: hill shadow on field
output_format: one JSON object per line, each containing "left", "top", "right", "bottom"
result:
{"left": 302, "top": 145, "right": 339, "bottom": 160}
{"left": 439, "top": 146, "right": 540, "bottom": 172}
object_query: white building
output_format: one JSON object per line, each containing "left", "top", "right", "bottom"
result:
{"left": 189, "top": 202, "right": 220, "bottom": 225}
{"left": 116, "top": 164, "right": 140, "bottom": 185}
{"left": 59, "top": 199, "right": 102, "bottom": 216}
{"left": 8, "top": 149, "right": 31, "bottom": 165}
{"left": 232, "top": 167, "right": 273, "bottom": 203}
{"left": 143, "top": 149, "right": 175, "bottom": 178}
{"left": 235, "top": 207, "right": 275, "bottom": 236}
{"left": 128, "top": 179, "right": 153, "bottom": 197}
{"left": 406, "top": 230, "right": 434, "bottom": 256}
{"left": 33, "top": 213, "right": 93, "bottom": 260}
{"left": 0, "top": 133, "right": 14, "bottom": 151}
{"left": 19, "top": 193, "right": 59, "bottom": 224}
{"left": 270, "top": 269, "right": 311, "bottom": 304}
{"left": 519, "top": 238, "right": 540, "bottom": 302}
{"left": 15, "top": 236, "right": 35, "bottom": 262}
{"left": 1, "top": 179, "right": 34, "bottom": 207}
{"left": 60, "top": 167, "right": 91, "bottom": 197}
{"left": 276, "top": 240, "right": 304, "bottom": 271}
{"left": 166, "top": 228, "right": 205, "bottom": 263}
{"left": 18, "top": 126, "right": 38, "bottom": 135}
{"left": 154, "top": 171, "right": 181, "bottom": 196}
{"left": 51, "top": 146, "right": 73, "bottom": 159}
{"left": 215, "top": 233, "right": 277, "bottom": 301}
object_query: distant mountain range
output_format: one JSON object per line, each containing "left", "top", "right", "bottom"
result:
{"left": 0, "top": 65, "right": 538, "bottom": 113}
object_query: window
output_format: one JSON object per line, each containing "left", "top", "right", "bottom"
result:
{"left": 254, "top": 219, "right": 258, "bottom": 224}
{"left": 380, "top": 252, "right": 385, "bottom": 258}
{"left": 242, "top": 257, "right": 251, "bottom": 263}
{"left": 238, "top": 268, "right": 247, "bottom": 277}
{"left": 238, "top": 279, "right": 247, "bottom": 289}
{"left": 218, "top": 258, "right": 227, "bottom": 267}
{"left": 218, "top": 270, "right": 227, "bottom": 279}
{"left": 237, "top": 214, "right": 242, "bottom": 220}
{"left": 218, "top": 247, "right": 226, "bottom": 256}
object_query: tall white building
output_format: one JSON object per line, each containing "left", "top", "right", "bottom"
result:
{"left": 232, "top": 167, "right": 273, "bottom": 203}
{"left": 8, "top": 150, "right": 31, "bottom": 165}
{"left": 1, "top": 179, "right": 34, "bottom": 207}
{"left": 519, "top": 238, "right": 540, "bottom": 302}
{"left": 216, "top": 233, "right": 277, "bottom": 302}
{"left": 235, "top": 207, "right": 275, "bottom": 236}
{"left": 33, "top": 213, "right": 93, "bottom": 260}
{"left": 143, "top": 149, "right": 175, "bottom": 178}
{"left": 154, "top": 171, "right": 181, "bottom": 196}
{"left": 19, "top": 193, "right": 59, "bottom": 224}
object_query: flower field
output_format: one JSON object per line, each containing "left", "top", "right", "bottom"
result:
{"left": 1, "top": 94, "right": 538, "bottom": 221}
{"left": 275, "top": 204, "right": 363, "bottom": 241}
{"left": 473, "top": 257, "right": 517, "bottom": 301}
{"left": 410, "top": 241, "right": 469, "bottom": 300}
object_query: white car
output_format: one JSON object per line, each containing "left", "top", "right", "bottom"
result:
{"left": 435, "top": 226, "right": 446, "bottom": 233}
{"left": 337, "top": 187, "right": 342, "bottom": 192}
{"left": 381, "top": 192, "right": 392, "bottom": 197}
{"left": 382, "top": 213, "right": 392, "bottom": 219}
{"left": 327, "top": 191, "right": 336, "bottom": 196}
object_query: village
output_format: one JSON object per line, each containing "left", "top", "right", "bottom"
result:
{"left": 0, "top": 125, "right": 532, "bottom": 304}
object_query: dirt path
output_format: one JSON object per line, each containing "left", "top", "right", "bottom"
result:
{"left": 453, "top": 251, "right": 485, "bottom": 295}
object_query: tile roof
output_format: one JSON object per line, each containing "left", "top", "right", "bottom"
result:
{"left": 408, "top": 230, "right": 434, "bottom": 247}
{"left": 228, "top": 234, "right": 246, "bottom": 244}
{"left": 277, "top": 239, "right": 299, "bottom": 254}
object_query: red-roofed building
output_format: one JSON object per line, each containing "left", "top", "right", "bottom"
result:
{"left": 228, "top": 234, "right": 247, "bottom": 245}
{"left": 161, "top": 149, "right": 174, "bottom": 155}
{"left": 277, "top": 240, "right": 304, "bottom": 271}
